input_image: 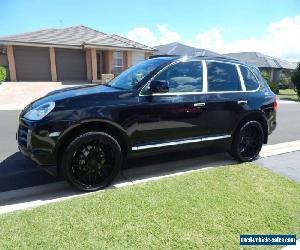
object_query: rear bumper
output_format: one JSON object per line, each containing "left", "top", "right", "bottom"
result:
{"left": 268, "top": 110, "right": 277, "bottom": 136}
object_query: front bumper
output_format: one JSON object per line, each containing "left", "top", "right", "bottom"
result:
{"left": 17, "top": 122, "right": 57, "bottom": 167}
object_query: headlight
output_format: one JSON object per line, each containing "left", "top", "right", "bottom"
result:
{"left": 24, "top": 102, "right": 55, "bottom": 121}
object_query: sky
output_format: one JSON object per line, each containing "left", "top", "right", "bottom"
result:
{"left": 1, "top": 0, "right": 300, "bottom": 61}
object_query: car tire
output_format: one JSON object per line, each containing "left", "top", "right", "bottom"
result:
{"left": 230, "top": 121, "right": 264, "bottom": 162}
{"left": 61, "top": 131, "right": 122, "bottom": 192}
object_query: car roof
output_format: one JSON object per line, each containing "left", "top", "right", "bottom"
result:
{"left": 150, "top": 55, "right": 255, "bottom": 69}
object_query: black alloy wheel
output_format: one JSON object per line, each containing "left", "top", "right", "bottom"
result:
{"left": 61, "top": 131, "right": 122, "bottom": 191}
{"left": 230, "top": 121, "right": 264, "bottom": 162}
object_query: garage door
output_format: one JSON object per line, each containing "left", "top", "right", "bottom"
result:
{"left": 56, "top": 48, "right": 86, "bottom": 81}
{"left": 132, "top": 52, "right": 145, "bottom": 65}
{"left": 14, "top": 46, "right": 51, "bottom": 81}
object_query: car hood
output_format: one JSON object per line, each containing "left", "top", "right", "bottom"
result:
{"left": 31, "top": 84, "right": 122, "bottom": 108}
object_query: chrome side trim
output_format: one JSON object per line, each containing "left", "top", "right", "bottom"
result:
{"left": 202, "top": 60, "right": 208, "bottom": 93}
{"left": 139, "top": 59, "right": 260, "bottom": 97}
{"left": 132, "top": 134, "right": 231, "bottom": 151}
{"left": 236, "top": 64, "right": 246, "bottom": 91}
{"left": 149, "top": 89, "right": 258, "bottom": 96}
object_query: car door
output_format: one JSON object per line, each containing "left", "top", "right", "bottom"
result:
{"left": 134, "top": 60, "right": 207, "bottom": 148}
{"left": 202, "top": 60, "right": 247, "bottom": 136}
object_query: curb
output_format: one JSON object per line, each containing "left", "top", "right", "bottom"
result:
{"left": 0, "top": 181, "right": 69, "bottom": 204}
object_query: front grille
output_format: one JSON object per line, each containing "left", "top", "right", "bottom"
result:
{"left": 18, "top": 125, "right": 28, "bottom": 148}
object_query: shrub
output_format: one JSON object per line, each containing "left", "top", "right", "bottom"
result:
{"left": 260, "top": 69, "right": 270, "bottom": 82}
{"left": 269, "top": 82, "right": 279, "bottom": 94}
{"left": 0, "top": 66, "right": 7, "bottom": 82}
{"left": 291, "top": 62, "right": 300, "bottom": 99}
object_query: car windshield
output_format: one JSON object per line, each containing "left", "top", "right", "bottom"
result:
{"left": 108, "top": 57, "right": 174, "bottom": 90}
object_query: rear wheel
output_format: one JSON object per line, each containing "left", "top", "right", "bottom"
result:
{"left": 230, "top": 121, "right": 264, "bottom": 162}
{"left": 61, "top": 131, "right": 122, "bottom": 191}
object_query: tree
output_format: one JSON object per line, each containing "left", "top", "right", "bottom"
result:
{"left": 280, "top": 73, "right": 291, "bottom": 85}
{"left": 260, "top": 69, "right": 278, "bottom": 94}
{"left": 261, "top": 69, "right": 270, "bottom": 82}
{"left": 0, "top": 66, "right": 7, "bottom": 83}
{"left": 291, "top": 62, "right": 300, "bottom": 99}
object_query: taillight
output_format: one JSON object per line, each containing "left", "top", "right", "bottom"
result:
{"left": 273, "top": 96, "right": 278, "bottom": 111}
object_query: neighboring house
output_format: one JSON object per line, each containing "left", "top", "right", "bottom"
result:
{"left": 225, "top": 52, "right": 297, "bottom": 84}
{"left": 154, "top": 42, "right": 220, "bottom": 57}
{"left": 0, "top": 25, "right": 155, "bottom": 82}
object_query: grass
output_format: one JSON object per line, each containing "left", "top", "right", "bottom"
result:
{"left": 0, "top": 163, "right": 300, "bottom": 249}
{"left": 278, "top": 88, "right": 299, "bottom": 101}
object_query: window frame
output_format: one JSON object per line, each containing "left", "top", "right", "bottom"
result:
{"left": 139, "top": 59, "right": 260, "bottom": 96}
{"left": 239, "top": 64, "right": 260, "bottom": 91}
{"left": 205, "top": 60, "right": 245, "bottom": 93}
{"left": 140, "top": 59, "right": 205, "bottom": 96}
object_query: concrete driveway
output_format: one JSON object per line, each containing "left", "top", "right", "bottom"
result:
{"left": 0, "top": 81, "right": 92, "bottom": 110}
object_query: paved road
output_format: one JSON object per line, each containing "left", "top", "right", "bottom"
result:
{"left": 0, "top": 110, "right": 58, "bottom": 192}
{"left": 268, "top": 102, "right": 300, "bottom": 145}
{"left": 0, "top": 102, "right": 299, "bottom": 192}
{"left": 256, "top": 151, "right": 300, "bottom": 184}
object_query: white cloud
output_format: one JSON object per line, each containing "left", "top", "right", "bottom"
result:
{"left": 192, "top": 14, "right": 300, "bottom": 61}
{"left": 194, "top": 28, "right": 224, "bottom": 50}
{"left": 127, "top": 24, "right": 181, "bottom": 46}
{"left": 127, "top": 27, "right": 158, "bottom": 47}
{"left": 126, "top": 14, "right": 300, "bottom": 61}
{"left": 156, "top": 24, "right": 182, "bottom": 45}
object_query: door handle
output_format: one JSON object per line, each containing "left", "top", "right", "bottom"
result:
{"left": 237, "top": 100, "right": 247, "bottom": 105}
{"left": 194, "top": 102, "right": 206, "bottom": 107}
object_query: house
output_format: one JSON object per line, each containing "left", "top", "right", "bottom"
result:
{"left": 224, "top": 52, "right": 297, "bottom": 83}
{"left": 154, "top": 42, "right": 220, "bottom": 57}
{"left": 0, "top": 25, "right": 155, "bottom": 82}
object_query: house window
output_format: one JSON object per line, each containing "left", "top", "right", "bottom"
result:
{"left": 112, "top": 51, "right": 123, "bottom": 75}
{"left": 0, "top": 46, "right": 7, "bottom": 55}
{"left": 132, "top": 52, "right": 145, "bottom": 65}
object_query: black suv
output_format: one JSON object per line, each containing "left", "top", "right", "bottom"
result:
{"left": 18, "top": 56, "right": 277, "bottom": 191}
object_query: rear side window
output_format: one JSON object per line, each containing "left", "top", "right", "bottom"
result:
{"left": 240, "top": 66, "right": 259, "bottom": 90}
{"left": 207, "top": 61, "right": 241, "bottom": 92}
{"left": 154, "top": 61, "right": 202, "bottom": 92}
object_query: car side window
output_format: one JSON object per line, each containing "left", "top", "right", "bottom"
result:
{"left": 207, "top": 61, "right": 241, "bottom": 92}
{"left": 240, "top": 66, "right": 259, "bottom": 90}
{"left": 153, "top": 61, "right": 203, "bottom": 92}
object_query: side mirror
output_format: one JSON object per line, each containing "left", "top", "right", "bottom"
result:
{"left": 149, "top": 80, "right": 169, "bottom": 94}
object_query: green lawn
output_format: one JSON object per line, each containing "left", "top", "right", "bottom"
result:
{"left": 278, "top": 88, "right": 299, "bottom": 101}
{"left": 1, "top": 163, "right": 300, "bottom": 249}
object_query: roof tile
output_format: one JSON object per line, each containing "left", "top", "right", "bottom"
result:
{"left": 0, "top": 25, "right": 155, "bottom": 51}
{"left": 225, "top": 52, "right": 296, "bottom": 70}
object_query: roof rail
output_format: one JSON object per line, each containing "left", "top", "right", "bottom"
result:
{"left": 149, "top": 54, "right": 180, "bottom": 59}
{"left": 196, "top": 55, "right": 240, "bottom": 61}
{"left": 149, "top": 54, "right": 244, "bottom": 64}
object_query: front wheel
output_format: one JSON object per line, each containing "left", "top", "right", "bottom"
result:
{"left": 230, "top": 121, "right": 264, "bottom": 162}
{"left": 61, "top": 131, "right": 123, "bottom": 192}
